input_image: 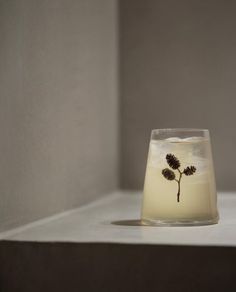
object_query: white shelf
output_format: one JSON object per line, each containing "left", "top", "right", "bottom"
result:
{"left": 1, "top": 191, "right": 236, "bottom": 246}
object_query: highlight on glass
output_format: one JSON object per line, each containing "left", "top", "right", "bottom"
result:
{"left": 141, "top": 129, "right": 219, "bottom": 226}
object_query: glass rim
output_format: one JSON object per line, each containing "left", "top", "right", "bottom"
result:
{"left": 151, "top": 128, "right": 209, "bottom": 133}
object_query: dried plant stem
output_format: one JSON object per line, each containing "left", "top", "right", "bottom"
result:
{"left": 176, "top": 169, "right": 183, "bottom": 202}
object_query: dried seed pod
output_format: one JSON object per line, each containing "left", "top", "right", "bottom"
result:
{"left": 166, "top": 154, "right": 180, "bottom": 169}
{"left": 183, "top": 166, "right": 196, "bottom": 176}
{"left": 162, "top": 168, "right": 176, "bottom": 180}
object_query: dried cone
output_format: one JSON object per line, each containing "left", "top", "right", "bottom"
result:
{"left": 183, "top": 166, "right": 196, "bottom": 176}
{"left": 162, "top": 168, "right": 176, "bottom": 180}
{"left": 166, "top": 154, "right": 180, "bottom": 170}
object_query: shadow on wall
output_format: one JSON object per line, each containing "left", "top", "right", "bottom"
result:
{"left": 120, "top": 0, "right": 236, "bottom": 191}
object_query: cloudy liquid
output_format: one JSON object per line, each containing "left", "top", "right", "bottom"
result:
{"left": 141, "top": 137, "right": 219, "bottom": 225}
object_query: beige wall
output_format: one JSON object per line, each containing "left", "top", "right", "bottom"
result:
{"left": 120, "top": 0, "right": 236, "bottom": 190}
{"left": 2, "top": 0, "right": 236, "bottom": 232}
{"left": 0, "top": 0, "right": 118, "bottom": 231}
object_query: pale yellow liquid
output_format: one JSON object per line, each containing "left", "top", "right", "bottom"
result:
{"left": 141, "top": 137, "right": 219, "bottom": 225}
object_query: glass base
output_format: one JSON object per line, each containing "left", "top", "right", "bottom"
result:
{"left": 141, "top": 216, "right": 219, "bottom": 227}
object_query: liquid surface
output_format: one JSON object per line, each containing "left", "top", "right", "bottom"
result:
{"left": 141, "top": 137, "right": 218, "bottom": 223}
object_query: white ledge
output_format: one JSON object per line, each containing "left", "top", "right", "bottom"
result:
{"left": 1, "top": 191, "right": 236, "bottom": 247}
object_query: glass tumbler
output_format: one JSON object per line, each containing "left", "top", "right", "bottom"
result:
{"left": 141, "top": 129, "right": 219, "bottom": 226}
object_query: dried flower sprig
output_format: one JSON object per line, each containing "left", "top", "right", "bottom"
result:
{"left": 162, "top": 154, "right": 196, "bottom": 202}
{"left": 183, "top": 166, "right": 196, "bottom": 176}
{"left": 166, "top": 154, "right": 180, "bottom": 169}
{"left": 162, "top": 168, "right": 175, "bottom": 180}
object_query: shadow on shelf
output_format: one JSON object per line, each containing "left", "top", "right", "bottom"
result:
{"left": 111, "top": 219, "right": 143, "bottom": 226}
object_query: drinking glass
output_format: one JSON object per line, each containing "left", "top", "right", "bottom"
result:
{"left": 141, "top": 129, "right": 219, "bottom": 226}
